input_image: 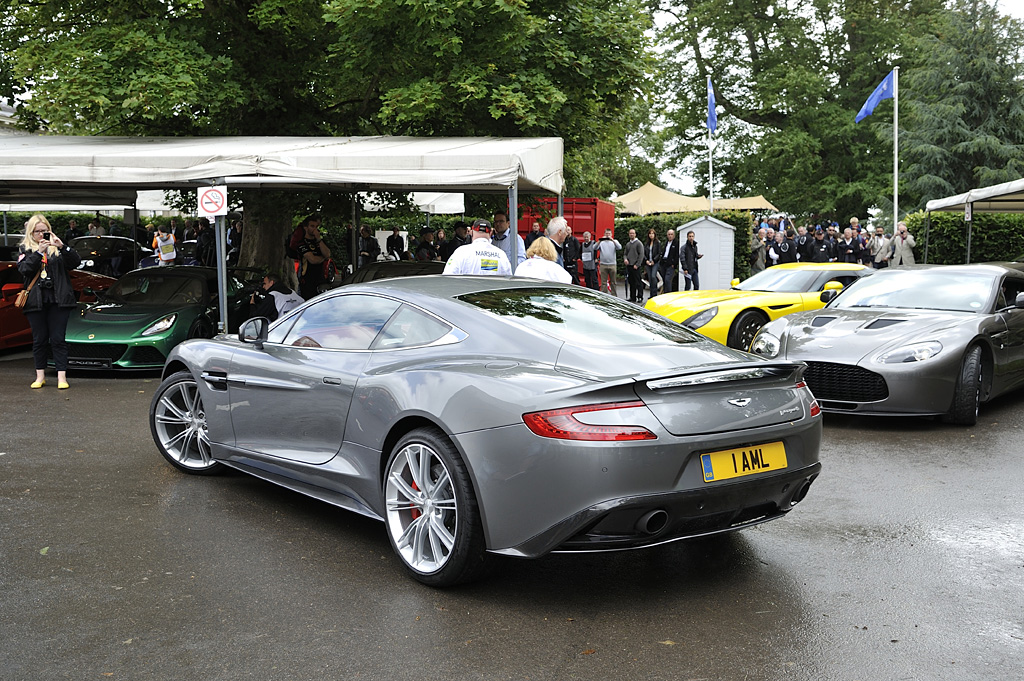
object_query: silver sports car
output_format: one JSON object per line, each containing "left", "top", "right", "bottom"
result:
{"left": 149, "top": 276, "right": 823, "bottom": 586}
{"left": 750, "top": 264, "right": 1024, "bottom": 425}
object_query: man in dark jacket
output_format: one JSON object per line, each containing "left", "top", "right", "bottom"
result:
{"left": 439, "top": 222, "right": 470, "bottom": 262}
{"left": 659, "top": 229, "right": 680, "bottom": 293}
{"left": 808, "top": 227, "right": 837, "bottom": 262}
{"left": 562, "top": 228, "right": 581, "bottom": 284}
{"left": 386, "top": 226, "right": 405, "bottom": 260}
{"left": 195, "top": 217, "right": 216, "bottom": 267}
{"left": 838, "top": 227, "right": 863, "bottom": 264}
{"left": 681, "top": 230, "right": 704, "bottom": 290}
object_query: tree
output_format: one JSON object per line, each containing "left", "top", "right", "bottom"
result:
{"left": 900, "top": 0, "right": 1024, "bottom": 211}
{"left": 656, "top": 0, "right": 945, "bottom": 221}
{"left": 0, "top": 0, "right": 653, "bottom": 267}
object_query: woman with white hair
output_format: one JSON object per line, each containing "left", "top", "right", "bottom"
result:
{"left": 17, "top": 214, "right": 82, "bottom": 389}
{"left": 514, "top": 236, "right": 572, "bottom": 283}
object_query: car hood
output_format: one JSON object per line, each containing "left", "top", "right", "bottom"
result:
{"left": 780, "top": 308, "right": 977, "bottom": 363}
{"left": 67, "top": 301, "right": 198, "bottom": 336}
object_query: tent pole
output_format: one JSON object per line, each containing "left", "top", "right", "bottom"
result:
{"left": 965, "top": 207, "right": 972, "bottom": 265}
{"left": 351, "top": 195, "right": 359, "bottom": 271}
{"left": 509, "top": 182, "right": 519, "bottom": 272}
{"left": 557, "top": 194, "right": 563, "bottom": 216}
{"left": 216, "top": 214, "right": 228, "bottom": 333}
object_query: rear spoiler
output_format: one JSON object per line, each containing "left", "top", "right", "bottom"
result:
{"left": 637, "top": 361, "right": 806, "bottom": 391}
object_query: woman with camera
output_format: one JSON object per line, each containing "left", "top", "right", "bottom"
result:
{"left": 17, "top": 214, "right": 81, "bottom": 389}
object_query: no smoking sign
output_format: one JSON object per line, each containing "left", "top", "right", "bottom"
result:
{"left": 197, "top": 186, "right": 229, "bottom": 217}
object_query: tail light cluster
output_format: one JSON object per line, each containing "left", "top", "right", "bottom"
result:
{"left": 796, "top": 381, "right": 821, "bottom": 417}
{"left": 523, "top": 401, "right": 657, "bottom": 441}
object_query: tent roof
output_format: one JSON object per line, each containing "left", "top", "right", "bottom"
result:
{"left": 0, "top": 135, "right": 564, "bottom": 205}
{"left": 614, "top": 182, "right": 707, "bottom": 215}
{"left": 714, "top": 195, "right": 778, "bottom": 212}
{"left": 925, "top": 177, "right": 1024, "bottom": 214}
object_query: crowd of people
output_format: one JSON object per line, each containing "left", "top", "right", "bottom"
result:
{"left": 749, "top": 216, "right": 916, "bottom": 273}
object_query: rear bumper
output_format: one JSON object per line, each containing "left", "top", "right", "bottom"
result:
{"left": 492, "top": 462, "right": 821, "bottom": 558}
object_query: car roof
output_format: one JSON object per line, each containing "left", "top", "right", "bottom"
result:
{"left": 770, "top": 262, "right": 869, "bottom": 272}
{"left": 333, "top": 274, "right": 558, "bottom": 299}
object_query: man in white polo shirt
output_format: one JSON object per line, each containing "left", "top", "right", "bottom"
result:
{"left": 442, "top": 219, "right": 512, "bottom": 276}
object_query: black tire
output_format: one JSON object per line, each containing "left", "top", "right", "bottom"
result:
{"left": 727, "top": 310, "right": 768, "bottom": 351}
{"left": 382, "top": 427, "right": 489, "bottom": 587}
{"left": 945, "top": 346, "right": 982, "bottom": 426}
{"left": 187, "top": 318, "right": 214, "bottom": 339}
{"left": 149, "top": 370, "right": 224, "bottom": 475}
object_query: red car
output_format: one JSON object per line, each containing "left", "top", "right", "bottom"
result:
{"left": 0, "top": 261, "right": 115, "bottom": 350}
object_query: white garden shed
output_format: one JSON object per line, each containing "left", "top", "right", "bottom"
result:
{"left": 677, "top": 215, "right": 735, "bottom": 291}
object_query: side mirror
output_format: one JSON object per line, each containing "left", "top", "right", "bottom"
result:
{"left": 730, "top": 278, "right": 740, "bottom": 288}
{"left": 823, "top": 281, "right": 844, "bottom": 291}
{"left": 239, "top": 317, "right": 269, "bottom": 349}
{"left": 1015, "top": 292, "right": 1024, "bottom": 309}
{"left": 1, "top": 282, "right": 23, "bottom": 300}
{"left": 820, "top": 289, "right": 839, "bottom": 304}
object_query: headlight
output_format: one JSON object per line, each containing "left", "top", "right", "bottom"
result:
{"left": 682, "top": 306, "right": 718, "bottom": 329}
{"left": 750, "top": 331, "right": 781, "bottom": 357}
{"left": 877, "top": 341, "right": 942, "bottom": 364}
{"left": 142, "top": 314, "right": 177, "bottom": 336}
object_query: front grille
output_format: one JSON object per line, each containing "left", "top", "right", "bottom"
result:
{"left": 68, "top": 343, "right": 128, "bottom": 362}
{"left": 130, "top": 346, "right": 166, "bottom": 366}
{"left": 804, "top": 361, "right": 888, "bottom": 402}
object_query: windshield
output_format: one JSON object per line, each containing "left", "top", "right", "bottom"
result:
{"left": 832, "top": 270, "right": 995, "bottom": 313}
{"left": 734, "top": 268, "right": 819, "bottom": 292}
{"left": 73, "top": 238, "right": 135, "bottom": 257}
{"left": 459, "top": 287, "right": 701, "bottom": 346}
{"left": 104, "top": 272, "right": 205, "bottom": 305}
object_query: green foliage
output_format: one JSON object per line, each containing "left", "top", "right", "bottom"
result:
{"left": 904, "top": 210, "right": 1024, "bottom": 265}
{"left": 618, "top": 210, "right": 753, "bottom": 279}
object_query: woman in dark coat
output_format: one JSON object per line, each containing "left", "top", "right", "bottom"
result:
{"left": 17, "top": 214, "right": 82, "bottom": 389}
{"left": 643, "top": 228, "right": 661, "bottom": 301}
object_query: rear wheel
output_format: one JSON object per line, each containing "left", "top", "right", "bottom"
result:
{"left": 149, "top": 371, "right": 224, "bottom": 474}
{"left": 945, "top": 346, "right": 982, "bottom": 426}
{"left": 383, "top": 427, "right": 488, "bottom": 587}
{"left": 727, "top": 310, "right": 768, "bottom": 351}
{"left": 187, "top": 318, "right": 214, "bottom": 339}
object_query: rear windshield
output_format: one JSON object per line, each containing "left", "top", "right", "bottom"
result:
{"left": 458, "top": 287, "right": 701, "bottom": 346}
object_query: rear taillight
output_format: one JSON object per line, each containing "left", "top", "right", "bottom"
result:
{"left": 809, "top": 400, "right": 821, "bottom": 417}
{"left": 523, "top": 401, "right": 657, "bottom": 441}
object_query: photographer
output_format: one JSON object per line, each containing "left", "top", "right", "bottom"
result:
{"left": 17, "top": 214, "right": 81, "bottom": 390}
{"left": 891, "top": 222, "right": 916, "bottom": 265}
{"left": 249, "top": 272, "right": 303, "bottom": 322}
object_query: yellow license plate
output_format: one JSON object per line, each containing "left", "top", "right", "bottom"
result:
{"left": 700, "top": 441, "right": 787, "bottom": 482}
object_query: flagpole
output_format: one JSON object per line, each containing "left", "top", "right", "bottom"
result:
{"left": 709, "top": 126, "right": 714, "bottom": 212}
{"left": 893, "top": 67, "right": 899, "bottom": 233}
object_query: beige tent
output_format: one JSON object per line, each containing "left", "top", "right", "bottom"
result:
{"left": 714, "top": 195, "right": 778, "bottom": 211}
{"left": 613, "top": 182, "right": 706, "bottom": 215}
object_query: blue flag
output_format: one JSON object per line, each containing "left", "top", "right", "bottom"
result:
{"left": 855, "top": 69, "right": 896, "bottom": 123}
{"left": 707, "top": 77, "right": 717, "bottom": 134}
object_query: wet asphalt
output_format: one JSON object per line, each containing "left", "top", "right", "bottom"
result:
{"left": 0, "top": 352, "right": 1022, "bottom": 681}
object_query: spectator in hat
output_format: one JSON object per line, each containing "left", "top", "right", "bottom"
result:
{"left": 415, "top": 226, "right": 439, "bottom": 261}
{"left": 443, "top": 219, "right": 512, "bottom": 275}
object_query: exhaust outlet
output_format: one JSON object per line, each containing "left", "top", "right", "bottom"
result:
{"left": 635, "top": 509, "right": 669, "bottom": 535}
{"left": 790, "top": 479, "right": 813, "bottom": 506}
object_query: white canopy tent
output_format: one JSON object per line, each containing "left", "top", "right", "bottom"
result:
{"left": 924, "top": 177, "right": 1024, "bottom": 263}
{"left": 0, "top": 135, "right": 564, "bottom": 328}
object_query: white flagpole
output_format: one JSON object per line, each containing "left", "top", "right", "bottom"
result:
{"left": 893, "top": 67, "right": 899, "bottom": 231}
{"left": 709, "top": 126, "right": 714, "bottom": 212}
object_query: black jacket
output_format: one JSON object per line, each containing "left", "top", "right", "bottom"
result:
{"left": 660, "top": 239, "right": 680, "bottom": 268}
{"left": 682, "top": 240, "right": 701, "bottom": 272}
{"left": 17, "top": 245, "right": 82, "bottom": 311}
{"left": 644, "top": 239, "right": 662, "bottom": 265}
{"left": 838, "top": 238, "right": 863, "bottom": 264}
{"left": 562, "top": 234, "right": 581, "bottom": 266}
{"left": 808, "top": 237, "right": 837, "bottom": 263}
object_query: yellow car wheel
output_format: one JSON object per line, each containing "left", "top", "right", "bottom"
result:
{"left": 727, "top": 310, "right": 768, "bottom": 351}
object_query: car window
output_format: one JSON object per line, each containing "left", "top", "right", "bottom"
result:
{"left": 283, "top": 294, "right": 401, "bottom": 350}
{"left": 734, "top": 268, "right": 819, "bottom": 292}
{"left": 104, "top": 273, "right": 205, "bottom": 305}
{"left": 371, "top": 304, "right": 453, "bottom": 350}
{"left": 459, "top": 287, "right": 701, "bottom": 346}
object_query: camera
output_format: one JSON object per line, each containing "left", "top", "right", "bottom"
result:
{"left": 43, "top": 232, "right": 52, "bottom": 240}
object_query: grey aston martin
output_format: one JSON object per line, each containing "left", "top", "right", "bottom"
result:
{"left": 750, "top": 264, "right": 1024, "bottom": 425}
{"left": 149, "top": 276, "right": 822, "bottom": 586}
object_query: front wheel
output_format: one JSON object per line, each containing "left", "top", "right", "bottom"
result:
{"left": 383, "top": 427, "right": 488, "bottom": 587}
{"left": 727, "top": 310, "right": 768, "bottom": 351}
{"left": 944, "top": 346, "right": 982, "bottom": 426}
{"left": 149, "top": 371, "right": 224, "bottom": 474}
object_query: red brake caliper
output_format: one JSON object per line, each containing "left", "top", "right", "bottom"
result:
{"left": 410, "top": 480, "right": 421, "bottom": 520}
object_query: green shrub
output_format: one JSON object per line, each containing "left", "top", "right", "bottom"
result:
{"left": 904, "top": 211, "right": 1024, "bottom": 264}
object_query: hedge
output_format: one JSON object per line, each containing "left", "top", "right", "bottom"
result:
{"left": 904, "top": 210, "right": 1024, "bottom": 265}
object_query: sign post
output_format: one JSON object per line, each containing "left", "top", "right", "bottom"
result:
{"left": 198, "top": 186, "right": 230, "bottom": 332}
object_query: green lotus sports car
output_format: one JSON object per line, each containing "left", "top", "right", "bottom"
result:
{"left": 65, "top": 266, "right": 256, "bottom": 370}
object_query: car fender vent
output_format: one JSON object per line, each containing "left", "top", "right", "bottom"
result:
{"left": 864, "top": 319, "right": 906, "bottom": 330}
{"left": 768, "top": 304, "right": 793, "bottom": 310}
{"left": 810, "top": 316, "right": 836, "bottom": 327}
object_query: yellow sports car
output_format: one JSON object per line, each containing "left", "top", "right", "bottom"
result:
{"left": 645, "top": 262, "right": 873, "bottom": 350}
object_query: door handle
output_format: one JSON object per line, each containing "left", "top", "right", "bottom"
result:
{"left": 323, "top": 377, "right": 343, "bottom": 385}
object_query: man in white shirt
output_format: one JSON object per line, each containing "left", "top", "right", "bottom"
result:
{"left": 443, "top": 220, "right": 513, "bottom": 276}
{"left": 490, "top": 211, "right": 526, "bottom": 272}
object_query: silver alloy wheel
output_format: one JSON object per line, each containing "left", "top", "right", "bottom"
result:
{"left": 384, "top": 442, "right": 459, "bottom": 574}
{"left": 153, "top": 378, "right": 214, "bottom": 470}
